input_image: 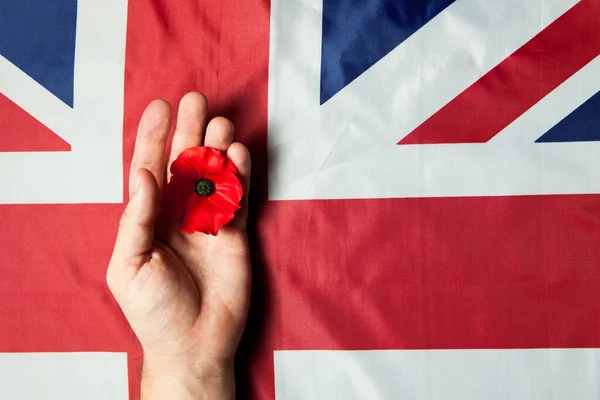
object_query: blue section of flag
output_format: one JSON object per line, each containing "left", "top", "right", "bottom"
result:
{"left": 0, "top": 0, "right": 78, "bottom": 107}
{"left": 536, "top": 90, "right": 600, "bottom": 143}
{"left": 320, "top": 0, "right": 455, "bottom": 104}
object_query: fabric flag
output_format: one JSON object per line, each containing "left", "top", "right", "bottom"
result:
{"left": 1, "top": 0, "right": 600, "bottom": 399}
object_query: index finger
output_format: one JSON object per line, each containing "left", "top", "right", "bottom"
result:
{"left": 129, "top": 99, "right": 172, "bottom": 196}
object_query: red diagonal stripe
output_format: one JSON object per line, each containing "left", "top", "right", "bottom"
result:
{"left": 0, "top": 94, "right": 71, "bottom": 152}
{"left": 399, "top": 0, "right": 600, "bottom": 145}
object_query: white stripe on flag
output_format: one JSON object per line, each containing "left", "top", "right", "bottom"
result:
{"left": 274, "top": 349, "right": 600, "bottom": 399}
{"left": 0, "top": 352, "right": 128, "bottom": 400}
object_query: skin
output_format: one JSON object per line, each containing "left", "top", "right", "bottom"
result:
{"left": 106, "top": 92, "right": 252, "bottom": 399}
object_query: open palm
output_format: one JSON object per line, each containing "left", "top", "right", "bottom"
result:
{"left": 107, "top": 92, "right": 251, "bottom": 378}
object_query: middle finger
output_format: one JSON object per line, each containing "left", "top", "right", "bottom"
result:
{"left": 167, "top": 92, "right": 208, "bottom": 176}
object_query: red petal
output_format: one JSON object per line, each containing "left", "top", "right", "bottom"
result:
{"left": 225, "top": 157, "right": 238, "bottom": 175}
{"left": 174, "top": 147, "right": 229, "bottom": 176}
{"left": 179, "top": 195, "right": 235, "bottom": 236}
{"left": 170, "top": 155, "right": 200, "bottom": 180}
{"left": 206, "top": 170, "right": 242, "bottom": 211}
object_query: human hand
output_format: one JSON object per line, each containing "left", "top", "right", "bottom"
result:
{"left": 107, "top": 92, "right": 251, "bottom": 399}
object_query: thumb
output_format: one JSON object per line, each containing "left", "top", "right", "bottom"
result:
{"left": 111, "top": 168, "right": 160, "bottom": 267}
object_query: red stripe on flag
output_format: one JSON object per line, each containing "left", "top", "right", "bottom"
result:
{"left": 0, "top": 94, "right": 71, "bottom": 152}
{"left": 264, "top": 196, "right": 600, "bottom": 351}
{"left": 399, "top": 0, "right": 600, "bottom": 145}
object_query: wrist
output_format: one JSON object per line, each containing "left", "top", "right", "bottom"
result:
{"left": 142, "top": 353, "right": 235, "bottom": 400}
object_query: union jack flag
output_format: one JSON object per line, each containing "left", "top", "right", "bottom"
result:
{"left": 1, "top": 0, "right": 600, "bottom": 399}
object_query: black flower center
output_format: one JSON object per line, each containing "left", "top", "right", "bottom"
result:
{"left": 194, "top": 178, "right": 215, "bottom": 197}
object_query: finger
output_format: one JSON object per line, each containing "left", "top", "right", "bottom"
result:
{"left": 112, "top": 168, "right": 160, "bottom": 268}
{"left": 168, "top": 92, "right": 208, "bottom": 175}
{"left": 204, "top": 116, "right": 234, "bottom": 151}
{"left": 227, "top": 142, "right": 251, "bottom": 230}
{"left": 129, "top": 99, "right": 172, "bottom": 196}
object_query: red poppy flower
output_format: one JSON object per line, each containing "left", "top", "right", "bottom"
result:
{"left": 163, "top": 147, "right": 242, "bottom": 235}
